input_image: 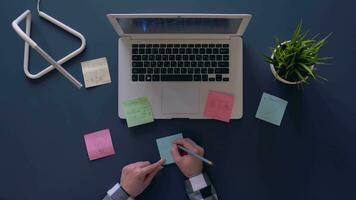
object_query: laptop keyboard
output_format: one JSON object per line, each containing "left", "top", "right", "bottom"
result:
{"left": 131, "top": 43, "right": 230, "bottom": 82}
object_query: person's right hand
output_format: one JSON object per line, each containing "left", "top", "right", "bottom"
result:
{"left": 171, "top": 138, "right": 204, "bottom": 178}
{"left": 120, "top": 159, "right": 164, "bottom": 197}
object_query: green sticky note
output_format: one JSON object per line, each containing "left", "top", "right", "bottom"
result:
{"left": 156, "top": 133, "right": 183, "bottom": 165}
{"left": 122, "top": 97, "right": 154, "bottom": 128}
{"left": 255, "top": 93, "right": 288, "bottom": 126}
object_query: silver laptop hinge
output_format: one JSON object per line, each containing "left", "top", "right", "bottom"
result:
{"left": 129, "top": 34, "right": 232, "bottom": 40}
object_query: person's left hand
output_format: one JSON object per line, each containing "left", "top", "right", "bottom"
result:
{"left": 120, "top": 159, "right": 164, "bottom": 197}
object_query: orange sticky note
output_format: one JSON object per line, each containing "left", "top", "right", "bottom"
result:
{"left": 203, "top": 91, "right": 234, "bottom": 122}
{"left": 84, "top": 129, "right": 115, "bottom": 161}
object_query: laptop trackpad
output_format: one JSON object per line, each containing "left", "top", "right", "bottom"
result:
{"left": 162, "top": 86, "right": 200, "bottom": 114}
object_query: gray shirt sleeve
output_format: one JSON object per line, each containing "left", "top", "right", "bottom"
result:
{"left": 103, "top": 183, "right": 133, "bottom": 200}
{"left": 185, "top": 173, "right": 218, "bottom": 200}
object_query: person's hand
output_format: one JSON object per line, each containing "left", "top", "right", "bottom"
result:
{"left": 120, "top": 159, "right": 164, "bottom": 197}
{"left": 171, "top": 138, "right": 204, "bottom": 178}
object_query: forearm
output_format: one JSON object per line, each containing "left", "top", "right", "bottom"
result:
{"left": 103, "top": 183, "right": 134, "bottom": 200}
{"left": 185, "top": 173, "right": 218, "bottom": 200}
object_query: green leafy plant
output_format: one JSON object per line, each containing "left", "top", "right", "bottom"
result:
{"left": 264, "top": 21, "right": 332, "bottom": 84}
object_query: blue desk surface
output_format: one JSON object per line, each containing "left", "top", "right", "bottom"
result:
{"left": 1, "top": 0, "right": 356, "bottom": 199}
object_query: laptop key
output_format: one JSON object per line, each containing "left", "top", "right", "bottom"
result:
{"left": 191, "top": 62, "right": 197, "bottom": 67}
{"left": 202, "top": 75, "right": 208, "bottom": 81}
{"left": 209, "top": 77, "right": 215, "bottom": 81}
{"left": 216, "top": 75, "right": 222, "bottom": 81}
{"left": 194, "top": 68, "right": 200, "bottom": 74}
{"left": 164, "top": 62, "right": 170, "bottom": 67}
{"left": 142, "top": 55, "right": 148, "bottom": 61}
{"left": 149, "top": 55, "right": 155, "bottom": 60}
{"left": 132, "top": 68, "right": 146, "bottom": 74}
{"left": 146, "top": 75, "right": 152, "bottom": 81}
{"left": 161, "top": 68, "right": 167, "bottom": 74}
{"left": 223, "top": 78, "right": 229, "bottom": 82}
{"left": 223, "top": 55, "right": 229, "bottom": 61}
{"left": 161, "top": 75, "right": 193, "bottom": 81}
{"left": 144, "top": 62, "right": 150, "bottom": 67}
{"left": 220, "top": 49, "right": 229, "bottom": 54}
{"left": 151, "top": 62, "right": 157, "bottom": 67}
{"left": 188, "top": 68, "right": 194, "bottom": 74}
{"left": 204, "top": 62, "right": 211, "bottom": 67}
{"left": 147, "top": 68, "right": 153, "bottom": 74}
{"left": 132, "top": 55, "right": 141, "bottom": 60}
{"left": 132, "top": 75, "right": 138, "bottom": 81}
{"left": 223, "top": 44, "right": 229, "bottom": 48}
{"left": 132, "top": 44, "right": 138, "bottom": 48}
{"left": 139, "top": 75, "right": 145, "bottom": 81}
{"left": 211, "top": 62, "right": 217, "bottom": 67}
{"left": 139, "top": 44, "right": 145, "bottom": 48}
{"left": 139, "top": 49, "right": 145, "bottom": 54}
{"left": 178, "top": 62, "right": 184, "bottom": 67}
{"left": 181, "top": 68, "right": 187, "bottom": 74}
{"left": 154, "top": 68, "right": 160, "bottom": 74}
{"left": 153, "top": 44, "right": 159, "bottom": 48}
{"left": 208, "top": 68, "right": 214, "bottom": 74}
{"left": 145, "top": 49, "right": 152, "bottom": 54}
{"left": 132, "top": 49, "right": 138, "bottom": 54}
{"left": 153, "top": 75, "right": 160, "bottom": 81}
{"left": 215, "top": 68, "right": 229, "bottom": 74}
{"left": 194, "top": 75, "right": 201, "bottom": 81}
{"left": 168, "top": 68, "right": 173, "bottom": 74}
{"left": 159, "top": 48, "right": 165, "bottom": 54}
{"left": 132, "top": 62, "right": 143, "bottom": 67}
{"left": 158, "top": 62, "right": 163, "bottom": 67}
{"left": 201, "top": 68, "right": 207, "bottom": 74}
{"left": 218, "top": 62, "right": 229, "bottom": 67}
{"left": 171, "top": 61, "right": 177, "bottom": 67}
{"left": 206, "top": 48, "right": 212, "bottom": 54}
{"left": 174, "top": 68, "right": 180, "bottom": 73}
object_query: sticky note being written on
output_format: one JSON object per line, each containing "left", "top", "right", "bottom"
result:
{"left": 84, "top": 129, "right": 115, "bottom": 161}
{"left": 255, "top": 93, "right": 288, "bottom": 126}
{"left": 156, "top": 133, "right": 183, "bottom": 165}
{"left": 203, "top": 91, "right": 234, "bottom": 122}
{"left": 122, "top": 97, "right": 154, "bottom": 128}
{"left": 81, "top": 57, "right": 112, "bottom": 88}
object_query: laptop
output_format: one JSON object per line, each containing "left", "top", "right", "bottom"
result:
{"left": 107, "top": 14, "right": 252, "bottom": 119}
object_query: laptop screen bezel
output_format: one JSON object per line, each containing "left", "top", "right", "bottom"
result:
{"left": 107, "top": 14, "right": 252, "bottom": 37}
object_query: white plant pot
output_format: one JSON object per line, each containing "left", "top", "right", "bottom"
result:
{"left": 270, "top": 41, "right": 314, "bottom": 85}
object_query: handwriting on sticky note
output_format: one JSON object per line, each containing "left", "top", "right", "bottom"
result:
{"left": 203, "top": 91, "right": 234, "bottom": 122}
{"left": 122, "top": 97, "right": 154, "bottom": 128}
{"left": 81, "top": 57, "right": 111, "bottom": 88}
{"left": 84, "top": 129, "right": 115, "bottom": 161}
{"left": 255, "top": 93, "right": 288, "bottom": 126}
{"left": 156, "top": 133, "right": 183, "bottom": 165}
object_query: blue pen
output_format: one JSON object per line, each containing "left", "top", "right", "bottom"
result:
{"left": 178, "top": 145, "right": 214, "bottom": 166}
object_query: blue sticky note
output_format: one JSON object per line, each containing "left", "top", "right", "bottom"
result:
{"left": 255, "top": 93, "right": 288, "bottom": 126}
{"left": 156, "top": 133, "right": 183, "bottom": 165}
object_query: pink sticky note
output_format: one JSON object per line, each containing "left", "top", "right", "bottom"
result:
{"left": 84, "top": 129, "right": 115, "bottom": 161}
{"left": 203, "top": 91, "right": 234, "bottom": 122}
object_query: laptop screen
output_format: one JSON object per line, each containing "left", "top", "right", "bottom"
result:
{"left": 116, "top": 18, "right": 242, "bottom": 34}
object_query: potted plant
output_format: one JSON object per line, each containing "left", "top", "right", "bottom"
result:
{"left": 264, "top": 22, "right": 332, "bottom": 85}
